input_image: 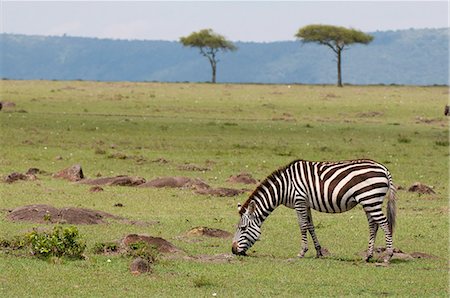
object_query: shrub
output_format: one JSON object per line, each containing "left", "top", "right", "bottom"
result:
{"left": 126, "top": 241, "right": 158, "bottom": 263}
{"left": 92, "top": 241, "right": 119, "bottom": 254}
{"left": 27, "top": 226, "right": 86, "bottom": 259}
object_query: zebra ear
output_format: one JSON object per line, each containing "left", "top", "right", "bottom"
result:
{"left": 237, "top": 203, "right": 242, "bottom": 212}
{"left": 248, "top": 200, "right": 256, "bottom": 214}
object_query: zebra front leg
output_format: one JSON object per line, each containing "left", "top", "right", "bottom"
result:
{"left": 295, "top": 207, "right": 309, "bottom": 258}
{"left": 306, "top": 207, "right": 323, "bottom": 258}
{"left": 365, "top": 214, "right": 378, "bottom": 262}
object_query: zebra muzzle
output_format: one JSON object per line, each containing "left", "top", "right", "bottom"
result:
{"left": 232, "top": 241, "right": 247, "bottom": 256}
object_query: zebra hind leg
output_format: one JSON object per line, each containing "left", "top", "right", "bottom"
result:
{"left": 379, "top": 222, "right": 394, "bottom": 263}
{"left": 365, "top": 214, "right": 379, "bottom": 262}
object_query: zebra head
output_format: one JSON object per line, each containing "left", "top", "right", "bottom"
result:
{"left": 232, "top": 200, "right": 262, "bottom": 256}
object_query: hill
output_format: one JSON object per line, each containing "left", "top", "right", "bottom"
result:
{"left": 0, "top": 28, "right": 448, "bottom": 85}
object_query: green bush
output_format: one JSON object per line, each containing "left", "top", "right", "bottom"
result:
{"left": 27, "top": 226, "right": 86, "bottom": 259}
{"left": 126, "top": 241, "right": 158, "bottom": 263}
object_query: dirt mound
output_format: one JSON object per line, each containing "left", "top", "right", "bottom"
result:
{"left": 7, "top": 204, "right": 119, "bottom": 225}
{"left": 53, "top": 164, "right": 84, "bottom": 182}
{"left": 79, "top": 175, "right": 146, "bottom": 186}
{"left": 186, "top": 253, "right": 234, "bottom": 263}
{"left": 177, "top": 163, "right": 211, "bottom": 172}
{"left": 357, "top": 111, "right": 384, "bottom": 117}
{"left": 227, "top": 172, "right": 258, "bottom": 184}
{"left": 121, "top": 234, "right": 182, "bottom": 254}
{"left": 361, "top": 247, "right": 438, "bottom": 262}
{"left": 0, "top": 101, "right": 16, "bottom": 108}
{"left": 130, "top": 257, "right": 152, "bottom": 275}
{"left": 4, "top": 172, "right": 37, "bottom": 183}
{"left": 408, "top": 182, "right": 436, "bottom": 194}
{"left": 139, "top": 176, "right": 245, "bottom": 197}
{"left": 138, "top": 176, "right": 209, "bottom": 190}
{"left": 186, "top": 227, "right": 232, "bottom": 238}
{"left": 195, "top": 187, "right": 247, "bottom": 197}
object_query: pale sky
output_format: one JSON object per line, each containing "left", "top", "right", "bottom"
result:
{"left": 1, "top": 1, "right": 449, "bottom": 42}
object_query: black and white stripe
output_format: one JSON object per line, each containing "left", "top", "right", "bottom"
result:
{"left": 232, "top": 159, "right": 397, "bottom": 262}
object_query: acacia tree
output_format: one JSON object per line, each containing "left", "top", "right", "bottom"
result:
{"left": 295, "top": 24, "right": 374, "bottom": 87}
{"left": 180, "top": 29, "right": 237, "bottom": 83}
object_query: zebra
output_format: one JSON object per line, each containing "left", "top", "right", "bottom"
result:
{"left": 231, "top": 159, "right": 397, "bottom": 262}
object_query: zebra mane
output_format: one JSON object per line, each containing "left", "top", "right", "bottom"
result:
{"left": 239, "top": 162, "right": 296, "bottom": 215}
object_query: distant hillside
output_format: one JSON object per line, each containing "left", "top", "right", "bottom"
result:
{"left": 0, "top": 28, "right": 448, "bottom": 85}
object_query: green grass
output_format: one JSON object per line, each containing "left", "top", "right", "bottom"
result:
{"left": 0, "top": 80, "right": 449, "bottom": 296}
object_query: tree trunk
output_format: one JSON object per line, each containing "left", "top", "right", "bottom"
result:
{"left": 211, "top": 62, "right": 216, "bottom": 83}
{"left": 336, "top": 49, "right": 342, "bottom": 87}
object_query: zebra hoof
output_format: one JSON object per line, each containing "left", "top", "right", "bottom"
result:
{"left": 365, "top": 255, "right": 373, "bottom": 262}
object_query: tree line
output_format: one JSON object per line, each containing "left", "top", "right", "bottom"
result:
{"left": 180, "top": 24, "right": 374, "bottom": 87}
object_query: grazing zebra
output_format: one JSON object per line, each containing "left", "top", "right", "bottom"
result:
{"left": 231, "top": 159, "right": 397, "bottom": 262}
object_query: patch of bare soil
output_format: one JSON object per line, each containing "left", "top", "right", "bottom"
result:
{"left": 151, "top": 157, "right": 169, "bottom": 164}
{"left": 227, "top": 172, "right": 258, "bottom": 184}
{"left": 415, "top": 116, "right": 447, "bottom": 127}
{"left": 6, "top": 204, "right": 119, "bottom": 224}
{"left": 408, "top": 182, "right": 436, "bottom": 194}
{"left": 272, "top": 112, "right": 296, "bottom": 122}
{"left": 121, "top": 234, "right": 182, "bottom": 254}
{"left": 79, "top": 175, "right": 146, "bottom": 186}
{"left": 185, "top": 227, "right": 232, "bottom": 238}
{"left": 53, "top": 164, "right": 84, "bottom": 182}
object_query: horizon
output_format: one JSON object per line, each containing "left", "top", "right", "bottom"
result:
{"left": 2, "top": 27, "right": 449, "bottom": 44}
{"left": 2, "top": 1, "right": 449, "bottom": 43}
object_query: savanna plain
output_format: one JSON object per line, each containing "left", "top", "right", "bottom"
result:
{"left": 0, "top": 80, "right": 449, "bottom": 297}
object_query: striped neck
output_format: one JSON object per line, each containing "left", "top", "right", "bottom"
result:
{"left": 242, "top": 165, "right": 294, "bottom": 221}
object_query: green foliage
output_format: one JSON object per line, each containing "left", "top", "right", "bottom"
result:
{"left": 126, "top": 241, "right": 158, "bottom": 263}
{"left": 26, "top": 226, "right": 86, "bottom": 259}
{"left": 180, "top": 28, "right": 237, "bottom": 51}
{"left": 92, "top": 241, "right": 119, "bottom": 254}
{"left": 295, "top": 24, "right": 374, "bottom": 47}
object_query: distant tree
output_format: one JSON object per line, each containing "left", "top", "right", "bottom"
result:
{"left": 180, "top": 29, "right": 237, "bottom": 83}
{"left": 295, "top": 24, "right": 374, "bottom": 87}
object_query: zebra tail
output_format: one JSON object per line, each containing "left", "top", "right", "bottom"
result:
{"left": 387, "top": 179, "right": 397, "bottom": 235}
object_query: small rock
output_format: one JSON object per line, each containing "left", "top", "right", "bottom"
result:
{"left": 129, "top": 257, "right": 151, "bottom": 275}
{"left": 89, "top": 186, "right": 104, "bottom": 192}
{"left": 53, "top": 164, "right": 84, "bottom": 182}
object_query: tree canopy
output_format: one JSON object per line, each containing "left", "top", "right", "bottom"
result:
{"left": 295, "top": 24, "right": 374, "bottom": 86}
{"left": 180, "top": 29, "right": 237, "bottom": 83}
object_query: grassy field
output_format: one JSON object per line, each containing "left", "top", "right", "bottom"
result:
{"left": 0, "top": 80, "right": 449, "bottom": 297}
